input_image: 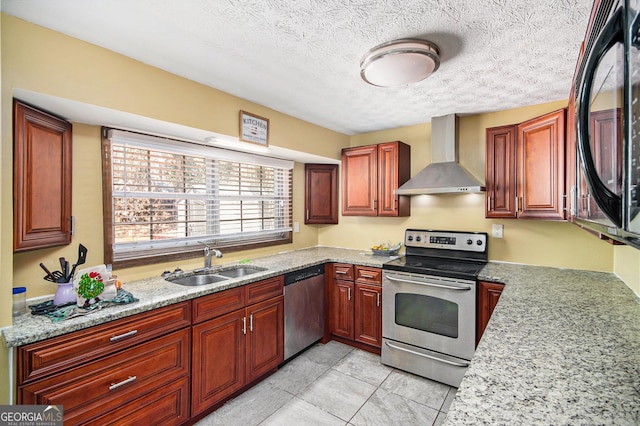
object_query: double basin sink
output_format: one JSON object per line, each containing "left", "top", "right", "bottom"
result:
{"left": 166, "top": 265, "right": 267, "bottom": 286}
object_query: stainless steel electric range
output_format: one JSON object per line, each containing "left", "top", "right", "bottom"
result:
{"left": 381, "top": 229, "right": 488, "bottom": 387}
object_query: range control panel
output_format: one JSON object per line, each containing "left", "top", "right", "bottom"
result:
{"left": 404, "top": 229, "right": 487, "bottom": 253}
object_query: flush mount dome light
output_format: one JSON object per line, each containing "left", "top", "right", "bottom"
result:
{"left": 360, "top": 38, "right": 440, "bottom": 87}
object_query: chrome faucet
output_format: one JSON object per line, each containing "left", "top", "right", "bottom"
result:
{"left": 199, "top": 241, "right": 222, "bottom": 269}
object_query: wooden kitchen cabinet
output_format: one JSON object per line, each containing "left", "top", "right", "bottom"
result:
{"left": 17, "top": 302, "right": 191, "bottom": 426}
{"left": 13, "top": 99, "right": 73, "bottom": 252}
{"left": 485, "top": 109, "right": 566, "bottom": 220}
{"left": 305, "top": 163, "right": 339, "bottom": 224}
{"left": 341, "top": 141, "right": 410, "bottom": 217}
{"left": 476, "top": 281, "right": 505, "bottom": 345}
{"left": 191, "top": 277, "right": 284, "bottom": 417}
{"left": 331, "top": 279, "right": 355, "bottom": 340}
{"left": 354, "top": 284, "right": 382, "bottom": 348}
{"left": 329, "top": 264, "right": 382, "bottom": 350}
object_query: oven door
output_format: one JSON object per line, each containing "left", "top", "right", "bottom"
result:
{"left": 382, "top": 271, "right": 476, "bottom": 361}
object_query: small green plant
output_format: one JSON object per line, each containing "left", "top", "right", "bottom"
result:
{"left": 78, "top": 273, "right": 105, "bottom": 300}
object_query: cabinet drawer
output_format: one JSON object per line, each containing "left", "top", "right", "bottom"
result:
{"left": 192, "top": 286, "right": 245, "bottom": 324}
{"left": 245, "top": 276, "right": 284, "bottom": 305}
{"left": 85, "top": 376, "right": 189, "bottom": 426}
{"left": 332, "top": 263, "right": 354, "bottom": 281}
{"left": 19, "top": 329, "right": 190, "bottom": 425}
{"left": 18, "top": 302, "right": 191, "bottom": 384}
{"left": 355, "top": 266, "right": 381, "bottom": 286}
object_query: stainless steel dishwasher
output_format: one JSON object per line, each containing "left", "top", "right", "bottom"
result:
{"left": 283, "top": 264, "right": 325, "bottom": 360}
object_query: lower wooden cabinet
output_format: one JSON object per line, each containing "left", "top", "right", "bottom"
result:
{"left": 18, "top": 302, "right": 191, "bottom": 426}
{"left": 330, "top": 264, "right": 382, "bottom": 349}
{"left": 354, "top": 284, "right": 382, "bottom": 347}
{"left": 477, "top": 281, "right": 505, "bottom": 345}
{"left": 331, "top": 280, "right": 355, "bottom": 340}
{"left": 190, "top": 277, "right": 284, "bottom": 417}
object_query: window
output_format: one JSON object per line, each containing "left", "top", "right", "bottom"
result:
{"left": 102, "top": 128, "right": 293, "bottom": 268}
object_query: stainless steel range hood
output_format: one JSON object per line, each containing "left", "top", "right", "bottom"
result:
{"left": 395, "top": 114, "right": 485, "bottom": 195}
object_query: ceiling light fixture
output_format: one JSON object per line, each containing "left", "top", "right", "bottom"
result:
{"left": 360, "top": 38, "right": 440, "bottom": 87}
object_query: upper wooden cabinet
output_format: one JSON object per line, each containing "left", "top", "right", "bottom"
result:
{"left": 13, "top": 100, "right": 73, "bottom": 252}
{"left": 485, "top": 109, "right": 566, "bottom": 220}
{"left": 341, "top": 141, "right": 410, "bottom": 217}
{"left": 304, "top": 163, "right": 338, "bottom": 224}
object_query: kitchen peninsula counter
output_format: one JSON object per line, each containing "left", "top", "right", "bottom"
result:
{"left": 2, "top": 246, "right": 390, "bottom": 347}
{"left": 445, "top": 262, "right": 640, "bottom": 425}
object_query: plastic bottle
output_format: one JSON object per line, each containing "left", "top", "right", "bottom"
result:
{"left": 12, "top": 287, "right": 26, "bottom": 317}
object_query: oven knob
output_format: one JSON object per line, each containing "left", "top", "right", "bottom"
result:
{"left": 407, "top": 235, "right": 414, "bottom": 241}
{"left": 476, "top": 239, "right": 483, "bottom": 246}
{"left": 416, "top": 236, "right": 421, "bottom": 242}
{"left": 466, "top": 239, "right": 472, "bottom": 245}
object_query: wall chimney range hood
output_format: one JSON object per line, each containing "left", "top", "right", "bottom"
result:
{"left": 395, "top": 114, "right": 485, "bottom": 195}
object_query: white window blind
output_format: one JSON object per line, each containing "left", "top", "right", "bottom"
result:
{"left": 105, "top": 129, "right": 293, "bottom": 265}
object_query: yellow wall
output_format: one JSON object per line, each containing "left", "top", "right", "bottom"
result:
{"left": 319, "top": 101, "right": 616, "bottom": 271}
{"left": 614, "top": 245, "right": 640, "bottom": 296}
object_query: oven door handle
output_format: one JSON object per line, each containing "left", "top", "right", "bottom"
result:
{"left": 386, "top": 276, "right": 472, "bottom": 291}
{"left": 385, "top": 341, "right": 470, "bottom": 367}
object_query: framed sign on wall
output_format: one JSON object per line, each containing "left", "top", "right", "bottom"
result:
{"left": 239, "top": 110, "right": 269, "bottom": 146}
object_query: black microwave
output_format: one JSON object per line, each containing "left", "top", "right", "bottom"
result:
{"left": 575, "top": 0, "right": 640, "bottom": 248}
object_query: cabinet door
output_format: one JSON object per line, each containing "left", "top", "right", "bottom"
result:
{"left": 517, "top": 109, "right": 566, "bottom": 220}
{"left": 191, "top": 310, "right": 246, "bottom": 416}
{"left": 341, "top": 145, "right": 377, "bottom": 216}
{"left": 354, "top": 284, "right": 382, "bottom": 348}
{"left": 377, "top": 142, "right": 411, "bottom": 217}
{"left": 476, "top": 281, "right": 505, "bottom": 345}
{"left": 246, "top": 296, "right": 284, "bottom": 382}
{"left": 13, "top": 100, "right": 72, "bottom": 251}
{"left": 331, "top": 280, "right": 354, "bottom": 339}
{"left": 305, "top": 163, "right": 339, "bottom": 224}
{"left": 485, "top": 125, "right": 517, "bottom": 218}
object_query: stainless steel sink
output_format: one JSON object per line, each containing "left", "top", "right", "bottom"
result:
{"left": 168, "top": 273, "right": 229, "bottom": 286}
{"left": 166, "top": 265, "right": 267, "bottom": 286}
{"left": 216, "top": 266, "right": 267, "bottom": 278}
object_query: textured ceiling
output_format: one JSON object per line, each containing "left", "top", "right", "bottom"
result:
{"left": 2, "top": 0, "right": 592, "bottom": 135}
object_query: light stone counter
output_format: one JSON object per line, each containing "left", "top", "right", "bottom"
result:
{"left": 2, "top": 246, "right": 390, "bottom": 348}
{"left": 444, "top": 262, "right": 640, "bottom": 425}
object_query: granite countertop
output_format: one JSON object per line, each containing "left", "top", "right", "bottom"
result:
{"left": 1, "top": 246, "right": 390, "bottom": 348}
{"left": 445, "top": 262, "right": 640, "bottom": 425}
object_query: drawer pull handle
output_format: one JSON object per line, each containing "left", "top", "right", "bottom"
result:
{"left": 110, "top": 330, "right": 138, "bottom": 342}
{"left": 109, "top": 375, "right": 137, "bottom": 391}
{"left": 335, "top": 270, "right": 347, "bottom": 275}
{"left": 243, "top": 317, "right": 247, "bottom": 335}
{"left": 361, "top": 274, "right": 374, "bottom": 278}
{"left": 250, "top": 314, "right": 254, "bottom": 332}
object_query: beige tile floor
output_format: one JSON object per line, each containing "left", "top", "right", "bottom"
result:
{"left": 195, "top": 340, "right": 456, "bottom": 426}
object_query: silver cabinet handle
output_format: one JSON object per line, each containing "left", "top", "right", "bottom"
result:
{"left": 385, "top": 342, "right": 469, "bottom": 367}
{"left": 306, "top": 210, "right": 309, "bottom": 220}
{"left": 515, "top": 196, "right": 519, "bottom": 213}
{"left": 242, "top": 317, "right": 247, "bottom": 335}
{"left": 347, "top": 287, "right": 351, "bottom": 300}
{"left": 360, "top": 273, "right": 374, "bottom": 278}
{"left": 110, "top": 330, "right": 138, "bottom": 342}
{"left": 109, "top": 375, "right": 137, "bottom": 391}
{"left": 335, "top": 270, "right": 347, "bottom": 275}
{"left": 487, "top": 195, "right": 491, "bottom": 211}
{"left": 386, "top": 276, "right": 471, "bottom": 291}
{"left": 249, "top": 314, "right": 253, "bottom": 332}
{"left": 377, "top": 292, "right": 380, "bottom": 307}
